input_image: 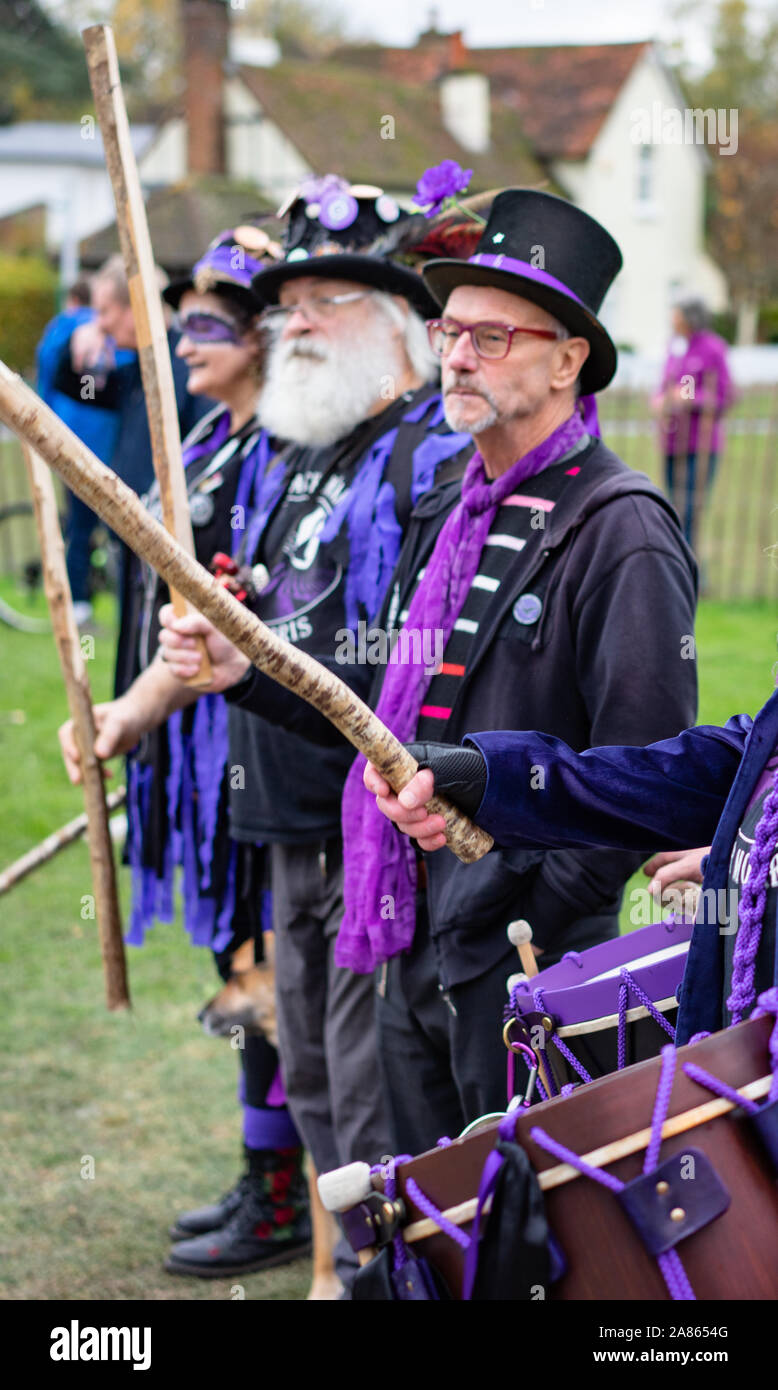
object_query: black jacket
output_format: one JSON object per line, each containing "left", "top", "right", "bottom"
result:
{"left": 227, "top": 438, "right": 698, "bottom": 986}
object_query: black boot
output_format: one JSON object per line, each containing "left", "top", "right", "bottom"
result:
{"left": 164, "top": 1147, "right": 311, "bottom": 1278}
{"left": 169, "top": 1163, "right": 252, "bottom": 1241}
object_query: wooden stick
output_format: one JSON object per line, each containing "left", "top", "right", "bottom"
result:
{"left": 398, "top": 1073, "right": 773, "bottom": 1244}
{"left": 507, "top": 918, "right": 538, "bottom": 978}
{"left": 0, "top": 787, "right": 126, "bottom": 896}
{"left": 0, "top": 368, "right": 493, "bottom": 865}
{"left": 22, "top": 443, "right": 130, "bottom": 1011}
{"left": 82, "top": 23, "right": 211, "bottom": 687}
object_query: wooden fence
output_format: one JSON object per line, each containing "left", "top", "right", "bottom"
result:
{"left": 1, "top": 382, "right": 777, "bottom": 602}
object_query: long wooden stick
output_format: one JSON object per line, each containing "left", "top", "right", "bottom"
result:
{"left": 0, "top": 367, "right": 493, "bottom": 865}
{"left": 0, "top": 788, "right": 126, "bottom": 897}
{"left": 22, "top": 444, "right": 130, "bottom": 1010}
{"left": 399, "top": 1073, "right": 773, "bottom": 1244}
{"left": 83, "top": 23, "right": 211, "bottom": 687}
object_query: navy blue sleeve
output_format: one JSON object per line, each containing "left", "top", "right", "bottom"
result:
{"left": 466, "top": 716, "right": 751, "bottom": 854}
{"left": 223, "top": 654, "right": 374, "bottom": 748}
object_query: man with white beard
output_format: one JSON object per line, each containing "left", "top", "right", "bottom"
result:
{"left": 160, "top": 183, "right": 473, "bottom": 1287}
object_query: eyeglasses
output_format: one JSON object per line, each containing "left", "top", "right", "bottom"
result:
{"left": 426, "top": 317, "right": 561, "bottom": 361}
{"left": 174, "top": 311, "right": 245, "bottom": 346}
{"left": 260, "top": 290, "right": 373, "bottom": 329}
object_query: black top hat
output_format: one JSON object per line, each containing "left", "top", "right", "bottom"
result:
{"left": 163, "top": 227, "right": 281, "bottom": 313}
{"left": 422, "top": 190, "right": 623, "bottom": 393}
{"left": 251, "top": 177, "right": 438, "bottom": 319}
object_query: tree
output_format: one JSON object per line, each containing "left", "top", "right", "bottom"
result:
{"left": 0, "top": 0, "right": 92, "bottom": 121}
{"left": 670, "top": 0, "right": 778, "bottom": 341}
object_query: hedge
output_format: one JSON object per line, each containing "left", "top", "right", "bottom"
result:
{"left": 0, "top": 255, "right": 58, "bottom": 376}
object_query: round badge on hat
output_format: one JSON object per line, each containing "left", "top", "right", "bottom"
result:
{"left": 513, "top": 593, "right": 543, "bottom": 626}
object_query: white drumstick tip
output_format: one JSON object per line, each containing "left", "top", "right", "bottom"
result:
{"left": 317, "top": 1161, "right": 373, "bottom": 1213}
{"left": 507, "top": 918, "right": 533, "bottom": 947}
{"left": 506, "top": 972, "right": 529, "bottom": 993}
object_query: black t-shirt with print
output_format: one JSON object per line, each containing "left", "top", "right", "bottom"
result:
{"left": 227, "top": 387, "right": 471, "bottom": 844}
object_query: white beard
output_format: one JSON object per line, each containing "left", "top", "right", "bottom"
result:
{"left": 259, "top": 323, "right": 405, "bottom": 446}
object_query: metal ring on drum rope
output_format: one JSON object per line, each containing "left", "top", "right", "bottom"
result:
{"left": 504, "top": 968, "right": 678, "bottom": 1102}
{"left": 530, "top": 1045, "right": 698, "bottom": 1301}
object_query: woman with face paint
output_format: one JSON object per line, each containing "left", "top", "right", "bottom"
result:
{"left": 59, "top": 230, "right": 312, "bottom": 1279}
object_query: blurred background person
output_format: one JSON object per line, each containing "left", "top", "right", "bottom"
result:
{"left": 52, "top": 255, "right": 212, "bottom": 671}
{"left": 35, "top": 276, "right": 130, "bottom": 627}
{"left": 653, "top": 297, "right": 734, "bottom": 549}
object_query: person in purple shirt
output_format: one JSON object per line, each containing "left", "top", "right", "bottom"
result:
{"left": 654, "top": 299, "right": 735, "bottom": 546}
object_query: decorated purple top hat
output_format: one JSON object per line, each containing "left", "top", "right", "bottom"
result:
{"left": 163, "top": 225, "right": 282, "bottom": 314}
{"left": 250, "top": 176, "right": 438, "bottom": 319}
{"left": 422, "top": 189, "right": 623, "bottom": 393}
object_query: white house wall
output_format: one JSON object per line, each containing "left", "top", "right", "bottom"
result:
{"left": 553, "top": 49, "right": 727, "bottom": 360}
{"left": 225, "top": 78, "right": 311, "bottom": 205}
{"left": 139, "top": 118, "right": 187, "bottom": 186}
{"left": 0, "top": 163, "right": 116, "bottom": 253}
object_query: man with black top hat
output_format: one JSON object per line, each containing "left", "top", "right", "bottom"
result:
{"left": 162, "top": 190, "right": 698, "bottom": 1156}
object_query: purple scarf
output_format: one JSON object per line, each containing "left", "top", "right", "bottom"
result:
{"left": 336, "top": 410, "right": 587, "bottom": 973}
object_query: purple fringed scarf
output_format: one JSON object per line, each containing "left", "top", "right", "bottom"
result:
{"left": 125, "top": 421, "right": 278, "bottom": 948}
{"left": 318, "top": 395, "right": 472, "bottom": 630}
{"left": 335, "top": 410, "right": 587, "bottom": 973}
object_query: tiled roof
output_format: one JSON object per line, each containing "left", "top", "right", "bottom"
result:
{"left": 238, "top": 60, "right": 547, "bottom": 194}
{"left": 332, "top": 41, "right": 651, "bottom": 161}
{"left": 78, "top": 179, "right": 279, "bottom": 273}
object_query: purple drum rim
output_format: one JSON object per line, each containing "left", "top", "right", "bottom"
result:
{"left": 511, "top": 917, "right": 694, "bottom": 1028}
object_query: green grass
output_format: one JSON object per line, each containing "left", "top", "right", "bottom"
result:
{"left": 0, "top": 588, "right": 776, "bottom": 1301}
{"left": 0, "top": 594, "right": 312, "bottom": 1301}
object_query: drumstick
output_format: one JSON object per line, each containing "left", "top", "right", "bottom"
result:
{"left": 82, "top": 24, "right": 211, "bottom": 688}
{"left": 507, "top": 919, "right": 538, "bottom": 977}
{"left": 21, "top": 444, "right": 130, "bottom": 1011}
{"left": 394, "top": 1072, "right": 774, "bottom": 1245}
{"left": 0, "top": 365, "right": 493, "bottom": 866}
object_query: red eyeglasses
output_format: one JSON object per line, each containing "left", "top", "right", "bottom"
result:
{"left": 427, "top": 317, "right": 561, "bottom": 361}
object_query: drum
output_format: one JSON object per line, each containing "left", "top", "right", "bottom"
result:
{"left": 507, "top": 916, "right": 695, "bottom": 1094}
{"left": 324, "top": 1014, "right": 778, "bottom": 1300}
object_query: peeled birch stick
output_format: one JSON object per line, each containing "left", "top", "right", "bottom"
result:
{"left": 83, "top": 23, "right": 211, "bottom": 687}
{"left": 0, "top": 788, "right": 126, "bottom": 897}
{"left": 22, "top": 443, "right": 130, "bottom": 1010}
{"left": 0, "top": 366, "right": 493, "bottom": 865}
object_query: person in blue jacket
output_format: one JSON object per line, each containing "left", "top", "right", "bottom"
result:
{"left": 362, "top": 682, "right": 778, "bottom": 1046}
{"left": 35, "top": 277, "right": 132, "bottom": 623}
{"left": 51, "top": 255, "right": 212, "bottom": 672}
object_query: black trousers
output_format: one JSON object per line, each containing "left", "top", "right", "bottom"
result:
{"left": 375, "top": 902, "right": 618, "bottom": 1158}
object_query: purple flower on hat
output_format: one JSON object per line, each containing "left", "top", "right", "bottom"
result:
{"left": 299, "top": 173, "right": 350, "bottom": 207}
{"left": 414, "top": 160, "right": 473, "bottom": 218}
{"left": 319, "top": 188, "right": 359, "bottom": 231}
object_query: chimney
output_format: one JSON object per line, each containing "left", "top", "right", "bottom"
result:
{"left": 182, "top": 0, "right": 229, "bottom": 176}
{"left": 439, "top": 72, "right": 491, "bottom": 154}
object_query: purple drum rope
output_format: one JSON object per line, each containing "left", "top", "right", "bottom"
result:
{"left": 531, "top": 1046, "right": 696, "bottom": 1301}
{"left": 617, "top": 967, "right": 676, "bottom": 1070}
{"left": 372, "top": 1153, "right": 472, "bottom": 1275}
{"left": 405, "top": 1178, "right": 472, "bottom": 1251}
{"left": 727, "top": 766, "right": 778, "bottom": 1025}
{"left": 681, "top": 1062, "right": 760, "bottom": 1116}
{"left": 752, "top": 986, "right": 778, "bottom": 1102}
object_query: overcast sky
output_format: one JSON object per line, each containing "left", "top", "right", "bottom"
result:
{"left": 337, "top": 0, "right": 776, "bottom": 65}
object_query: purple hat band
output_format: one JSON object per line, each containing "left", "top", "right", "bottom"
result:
{"left": 511, "top": 917, "right": 695, "bottom": 1027}
{"left": 193, "top": 242, "right": 266, "bottom": 292}
{"left": 470, "top": 252, "right": 588, "bottom": 311}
